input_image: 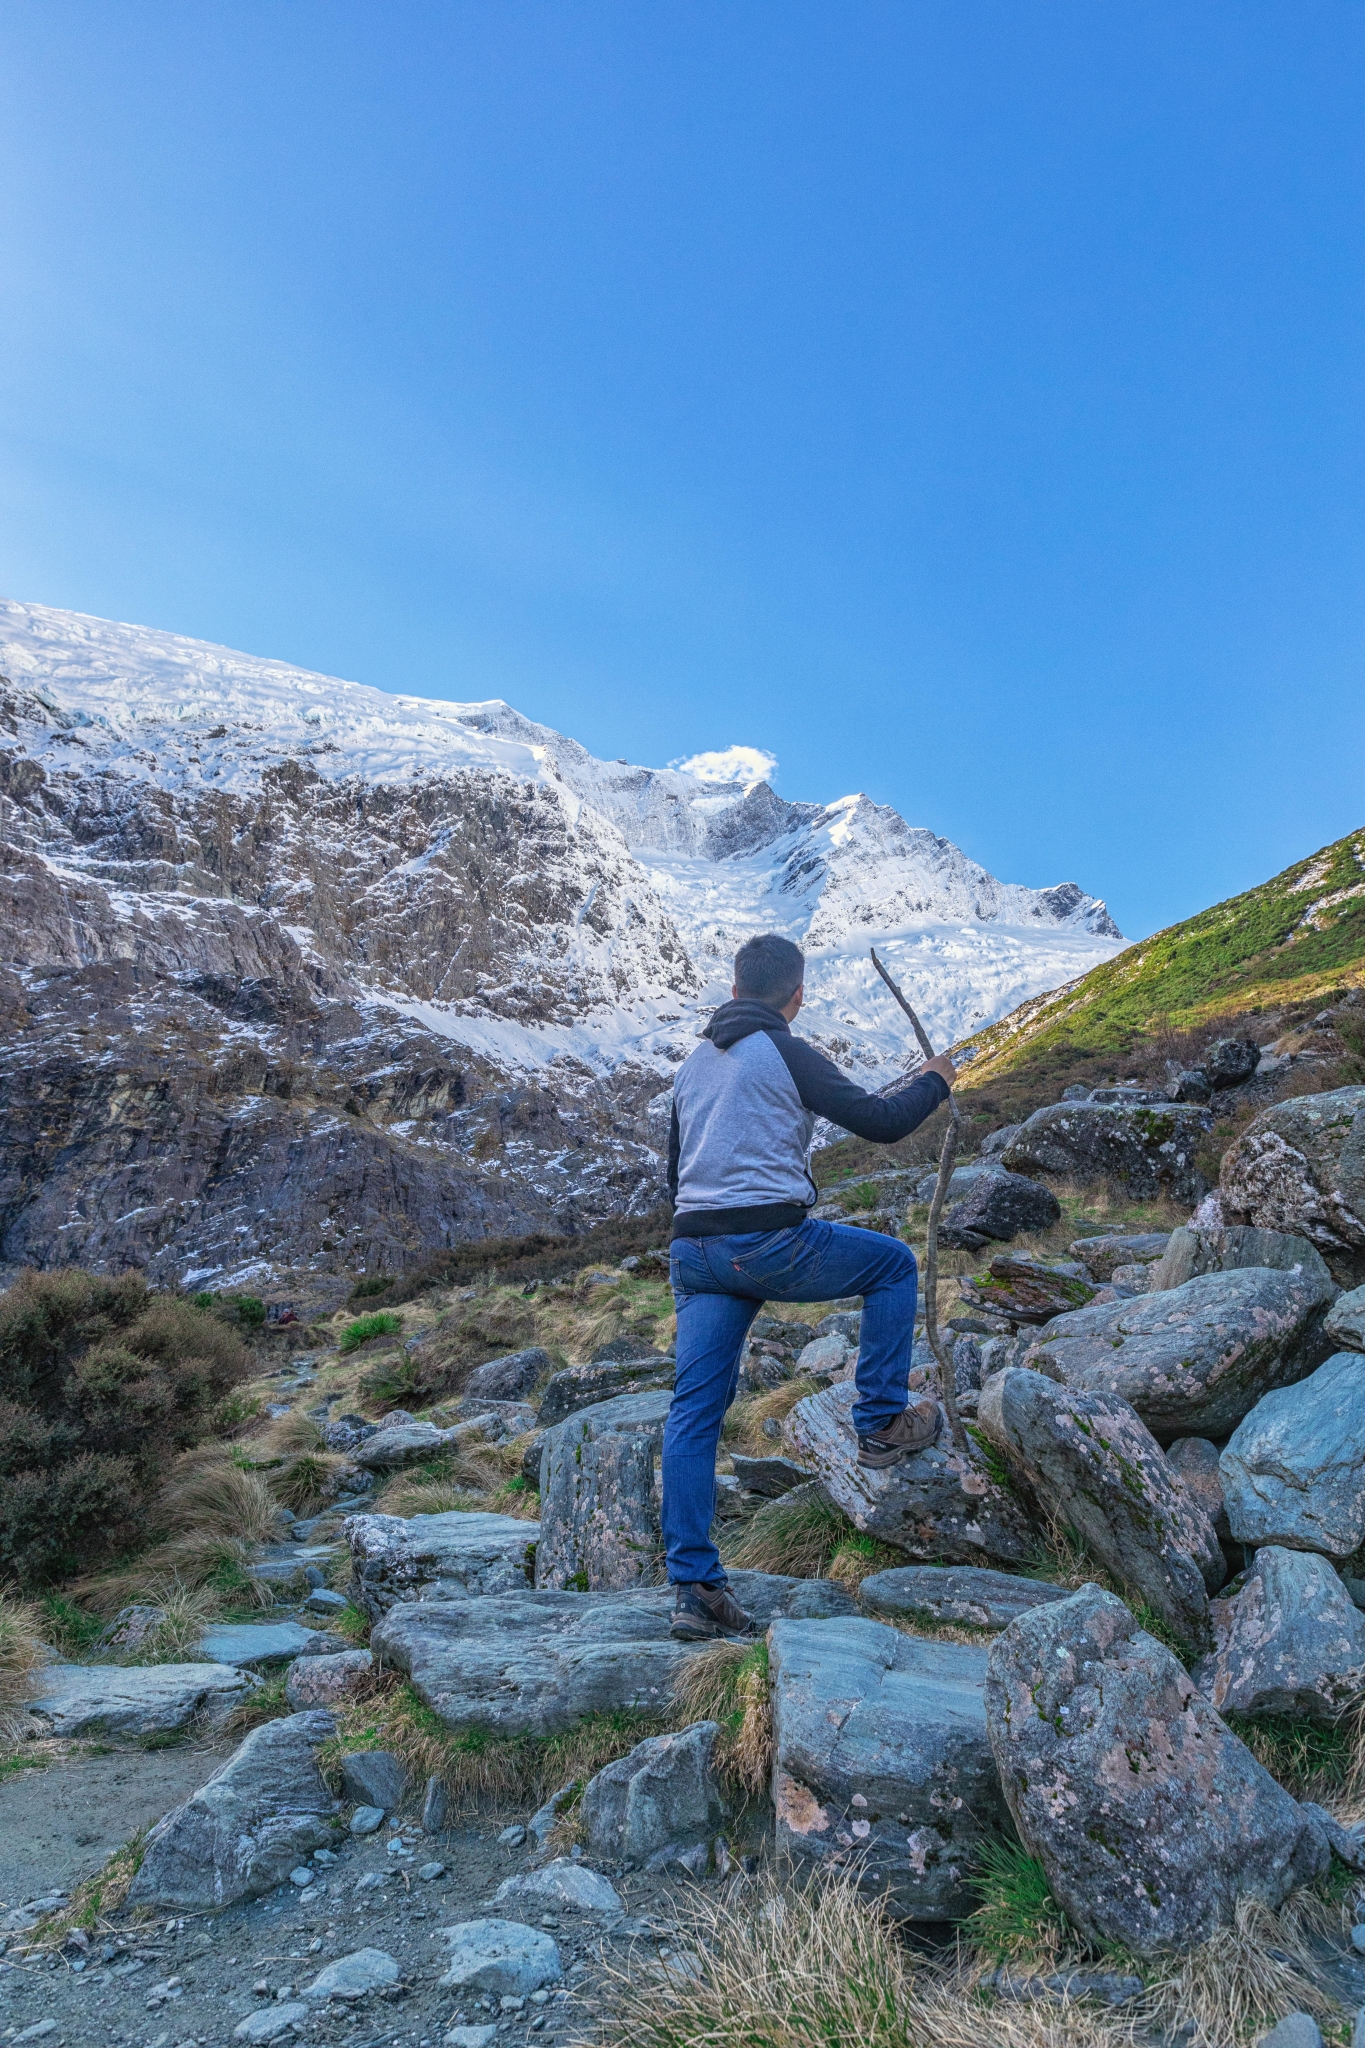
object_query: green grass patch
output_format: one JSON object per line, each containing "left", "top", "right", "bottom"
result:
{"left": 723, "top": 1491, "right": 856, "bottom": 1577}
{"left": 339, "top": 1311, "right": 405, "bottom": 1354}
{"left": 1225, "top": 1712, "right": 1356, "bottom": 1802}
{"left": 965, "top": 1837, "right": 1075, "bottom": 1967}
{"left": 0, "top": 1748, "right": 58, "bottom": 1782}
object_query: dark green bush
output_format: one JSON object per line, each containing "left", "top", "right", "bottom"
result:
{"left": 0, "top": 1269, "right": 253, "bottom": 1588}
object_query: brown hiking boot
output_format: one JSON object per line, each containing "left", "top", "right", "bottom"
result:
{"left": 857, "top": 1398, "right": 942, "bottom": 1469}
{"left": 670, "top": 1581, "right": 757, "bottom": 1641}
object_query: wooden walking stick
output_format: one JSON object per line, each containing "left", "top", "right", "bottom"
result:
{"left": 869, "top": 948, "right": 969, "bottom": 1451}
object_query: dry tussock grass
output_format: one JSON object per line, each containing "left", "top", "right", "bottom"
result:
{"left": 1144, "top": 1891, "right": 1342, "bottom": 2046}
{"left": 672, "top": 1640, "right": 773, "bottom": 1798}
{"left": 723, "top": 1492, "right": 852, "bottom": 1578}
{"left": 95, "top": 1575, "right": 222, "bottom": 1665}
{"left": 0, "top": 1590, "right": 46, "bottom": 1738}
{"left": 722, "top": 1379, "right": 819, "bottom": 1457}
{"left": 592, "top": 1870, "right": 1143, "bottom": 2048}
{"left": 77, "top": 1445, "right": 280, "bottom": 1614}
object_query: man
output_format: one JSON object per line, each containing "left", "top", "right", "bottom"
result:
{"left": 663, "top": 932, "right": 955, "bottom": 1642}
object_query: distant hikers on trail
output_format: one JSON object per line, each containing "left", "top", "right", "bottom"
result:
{"left": 662, "top": 932, "right": 955, "bottom": 1643}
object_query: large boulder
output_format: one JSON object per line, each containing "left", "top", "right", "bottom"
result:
{"left": 579, "top": 1722, "right": 727, "bottom": 1863}
{"left": 1204, "top": 1037, "right": 1261, "bottom": 1089}
{"left": 537, "top": 1356, "right": 674, "bottom": 1427}
{"left": 858, "top": 1564, "right": 1071, "bottom": 1632}
{"left": 984, "top": 1585, "right": 1328, "bottom": 1956}
{"left": 1192, "top": 1546, "right": 1365, "bottom": 1723}
{"left": 371, "top": 1572, "right": 854, "bottom": 1738}
{"left": 463, "top": 1348, "right": 556, "bottom": 1402}
{"left": 784, "top": 1380, "right": 1034, "bottom": 1566}
{"left": 346, "top": 1510, "right": 540, "bottom": 1620}
{"left": 938, "top": 1171, "right": 1062, "bottom": 1252}
{"left": 1001, "top": 1102, "right": 1212, "bottom": 1204}
{"left": 1220, "top": 1086, "right": 1365, "bottom": 1285}
{"left": 977, "top": 1369, "right": 1224, "bottom": 1650}
{"left": 1325, "top": 1285, "right": 1365, "bottom": 1352}
{"left": 1018, "top": 1264, "right": 1337, "bottom": 1442}
{"left": 1219, "top": 1352, "right": 1365, "bottom": 1557}
{"left": 353, "top": 1419, "right": 487, "bottom": 1471}
{"left": 535, "top": 1429, "right": 658, "bottom": 1591}
{"left": 26, "top": 1662, "right": 249, "bottom": 1738}
{"left": 1149, "top": 1224, "right": 1334, "bottom": 1295}
{"left": 127, "top": 1712, "right": 339, "bottom": 1910}
{"left": 768, "top": 1616, "right": 1009, "bottom": 1921}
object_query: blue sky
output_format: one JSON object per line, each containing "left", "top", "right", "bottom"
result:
{"left": 1, "top": 4, "right": 1362, "bottom": 941}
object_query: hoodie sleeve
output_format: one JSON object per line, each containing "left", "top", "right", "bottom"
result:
{"left": 666, "top": 1098, "right": 681, "bottom": 1202}
{"left": 770, "top": 1036, "right": 950, "bottom": 1142}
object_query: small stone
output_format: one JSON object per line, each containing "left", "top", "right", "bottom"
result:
{"left": 340, "top": 1749, "right": 409, "bottom": 1814}
{"left": 289, "top": 1866, "right": 313, "bottom": 1885}
{"left": 500, "top": 1995, "right": 526, "bottom": 2011}
{"left": 492, "top": 1859, "right": 623, "bottom": 1917}
{"left": 1258, "top": 2015, "right": 1324, "bottom": 2048}
{"left": 498, "top": 1824, "right": 526, "bottom": 1847}
{"left": 446, "top": 2029, "right": 498, "bottom": 2048}
{"left": 305, "top": 1587, "right": 350, "bottom": 1614}
{"left": 15, "top": 2025, "right": 59, "bottom": 2043}
{"left": 437, "top": 1919, "right": 563, "bottom": 1996}
{"left": 234, "top": 2005, "right": 310, "bottom": 2042}
{"left": 304, "top": 1566, "right": 326, "bottom": 1588}
{"left": 349, "top": 1805, "right": 385, "bottom": 1835}
{"left": 420, "top": 1861, "right": 446, "bottom": 1881}
{"left": 423, "top": 1775, "right": 452, "bottom": 1832}
{"left": 301, "top": 1946, "right": 399, "bottom": 2001}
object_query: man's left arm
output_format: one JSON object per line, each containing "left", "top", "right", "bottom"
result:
{"left": 773, "top": 1036, "right": 951, "bottom": 1142}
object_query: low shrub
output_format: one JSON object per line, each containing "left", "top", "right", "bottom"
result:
{"left": 0, "top": 1269, "right": 253, "bottom": 1589}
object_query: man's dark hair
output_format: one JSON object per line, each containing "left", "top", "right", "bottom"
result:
{"left": 734, "top": 933, "right": 805, "bottom": 1006}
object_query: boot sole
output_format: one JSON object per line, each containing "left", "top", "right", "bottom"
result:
{"left": 670, "top": 1615, "right": 755, "bottom": 1642}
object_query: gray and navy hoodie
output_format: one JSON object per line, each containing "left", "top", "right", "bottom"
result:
{"left": 666, "top": 997, "right": 949, "bottom": 1239}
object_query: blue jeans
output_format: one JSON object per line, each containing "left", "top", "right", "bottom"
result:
{"left": 662, "top": 1219, "right": 919, "bottom": 1586}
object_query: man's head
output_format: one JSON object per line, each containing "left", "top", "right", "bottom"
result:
{"left": 733, "top": 933, "right": 805, "bottom": 1017}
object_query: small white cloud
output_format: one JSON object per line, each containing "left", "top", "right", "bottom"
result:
{"left": 670, "top": 744, "right": 777, "bottom": 791}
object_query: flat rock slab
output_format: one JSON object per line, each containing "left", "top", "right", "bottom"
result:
{"left": 436, "top": 1919, "right": 563, "bottom": 1994}
{"left": 199, "top": 1621, "right": 324, "bottom": 1667}
{"left": 1220, "top": 1351, "right": 1365, "bottom": 1556}
{"left": 27, "top": 1661, "right": 250, "bottom": 1737}
{"left": 1193, "top": 1546, "right": 1365, "bottom": 1722}
{"left": 769, "top": 1616, "right": 1008, "bottom": 1921}
{"left": 492, "top": 1858, "right": 623, "bottom": 1916}
{"left": 538, "top": 1358, "right": 675, "bottom": 1428}
{"left": 1018, "top": 1263, "right": 1337, "bottom": 1441}
{"left": 372, "top": 1571, "right": 854, "bottom": 1737}
{"left": 346, "top": 1509, "right": 541, "bottom": 1619}
{"left": 958, "top": 1254, "right": 1097, "bottom": 1327}
{"left": 984, "top": 1584, "right": 1326, "bottom": 1957}
{"left": 858, "top": 1564, "right": 1071, "bottom": 1632}
{"left": 978, "top": 1367, "right": 1224, "bottom": 1649}
{"left": 1219, "top": 1085, "right": 1365, "bottom": 1286}
{"left": 1002, "top": 1101, "right": 1212, "bottom": 1204}
{"left": 246, "top": 1543, "right": 342, "bottom": 1589}
{"left": 127, "top": 1710, "right": 338, "bottom": 1910}
{"left": 784, "top": 1379, "right": 1033, "bottom": 1565}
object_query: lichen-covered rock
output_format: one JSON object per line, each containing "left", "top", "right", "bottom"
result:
{"left": 372, "top": 1572, "right": 852, "bottom": 1737}
{"left": 579, "top": 1722, "right": 727, "bottom": 1862}
{"left": 1149, "top": 1224, "right": 1334, "bottom": 1295}
{"left": 1193, "top": 1547, "right": 1365, "bottom": 1722}
{"left": 1204, "top": 1038, "right": 1261, "bottom": 1089}
{"left": 127, "top": 1712, "right": 338, "bottom": 1909}
{"left": 1220, "top": 1352, "right": 1365, "bottom": 1557}
{"left": 1324, "top": 1284, "right": 1365, "bottom": 1353}
{"left": 1166, "top": 1437, "right": 1231, "bottom": 1543}
{"left": 537, "top": 1356, "right": 674, "bottom": 1427}
{"left": 1220, "top": 1086, "right": 1365, "bottom": 1285}
{"left": 346, "top": 1510, "right": 539, "bottom": 1620}
{"left": 353, "top": 1419, "right": 487, "bottom": 1470}
{"left": 938, "top": 1170, "right": 1061, "bottom": 1252}
{"left": 857, "top": 1564, "right": 1070, "bottom": 1632}
{"left": 984, "top": 1585, "right": 1327, "bottom": 1956}
{"left": 977, "top": 1369, "right": 1224, "bottom": 1649}
{"left": 1001, "top": 1102, "right": 1212, "bottom": 1203}
{"left": 784, "top": 1379, "right": 1033, "bottom": 1566}
{"left": 957, "top": 1255, "right": 1097, "bottom": 1327}
{"left": 284, "top": 1649, "right": 374, "bottom": 1711}
{"left": 536, "top": 1388, "right": 673, "bottom": 1492}
{"left": 1018, "top": 1264, "right": 1336, "bottom": 1441}
{"left": 769, "top": 1616, "right": 1009, "bottom": 1920}
{"left": 535, "top": 1429, "right": 658, "bottom": 1591}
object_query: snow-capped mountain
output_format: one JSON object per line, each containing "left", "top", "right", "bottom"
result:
{"left": 0, "top": 599, "right": 1123, "bottom": 1290}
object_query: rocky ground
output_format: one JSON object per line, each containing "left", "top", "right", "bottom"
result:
{"left": 4, "top": 1063, "right": 1365, "bottom": 2048}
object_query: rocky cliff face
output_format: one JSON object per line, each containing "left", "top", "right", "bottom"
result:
{"left": 0, "top": 599, "right": 1124, "bottom": 1292}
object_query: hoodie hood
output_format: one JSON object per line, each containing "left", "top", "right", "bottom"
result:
{"left": 702, "top": 997, "right": 791, "bottom": 1052}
